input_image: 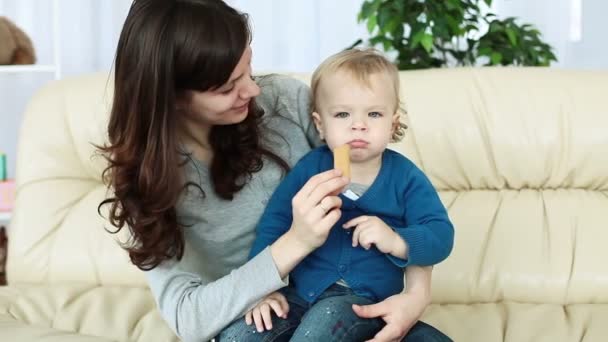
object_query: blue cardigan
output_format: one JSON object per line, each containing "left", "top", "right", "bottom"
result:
{"left": 250, "top": 146, "right": 454, "bottom": 303}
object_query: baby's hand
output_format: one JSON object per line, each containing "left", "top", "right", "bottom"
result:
{"left": 245, "top": 291, "right": 289, "bottom": 332}
{"left": 343, "top": 215, "right": 403, "bottom": 256}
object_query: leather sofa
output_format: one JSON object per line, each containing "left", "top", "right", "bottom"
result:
{"left": 1, "top": 67, "right": 607, "bottom": 341}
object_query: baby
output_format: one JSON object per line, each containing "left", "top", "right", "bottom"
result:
{"left": 219, "top": 48, "right": 454, "bottom": 341}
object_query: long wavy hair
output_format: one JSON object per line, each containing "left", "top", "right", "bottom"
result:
{"left": 98, "top": 0, "right": 288, "bottom": 271}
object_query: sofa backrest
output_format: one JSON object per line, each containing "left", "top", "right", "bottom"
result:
{"left": 8, "top": 68, "right": 608, "bottom": 306}
{"left": 7, "top": 73, "right": 143, "bottom": 286}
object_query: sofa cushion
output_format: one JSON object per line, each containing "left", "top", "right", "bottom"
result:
{"left": 423, "top": 302, "right": 608, "bottom": 341}
{"left": 0, "top": 284, "right": 177, "bottom": 342}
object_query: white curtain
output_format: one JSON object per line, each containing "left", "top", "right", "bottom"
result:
{"left": 2, "top": 0, "right": 606, "bottom": 178}
{"left": 0, "top": 0, "right": 367, "bottom": 179}
{"left": 0, "top": 0, "right": 605, "bottom": 81}
{"left": 1, "top": 0, "right": 368, "bottom": 77}
{"left": 492, "top": 0, "right": 607, "bottom": 69}
{"left": 229, "top": 0, "right": 368, "bottom": 73}
{"left": 0, "top": 0, "right": 131, "bottom": 76}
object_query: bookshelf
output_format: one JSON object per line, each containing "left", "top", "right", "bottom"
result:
{"left": 0, "top": 64, "right": 58, "bottom": 74}
{"left": 0, "top": 0, "right": 61, "bottom": 182}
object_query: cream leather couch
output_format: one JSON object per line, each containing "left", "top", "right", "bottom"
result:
{"left": 1, "top": 68, "right": 607, "bottom": 341}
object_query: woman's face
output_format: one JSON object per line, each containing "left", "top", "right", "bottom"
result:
{"left": 183, "top": 46, "right": 260, "bottom": 126}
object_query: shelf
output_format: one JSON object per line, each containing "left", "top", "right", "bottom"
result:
{"left": 0, "top": 212, "right": 11, "bottom": 223}
{"left": 0, "top": 65, "right": 57, "bottom": 73}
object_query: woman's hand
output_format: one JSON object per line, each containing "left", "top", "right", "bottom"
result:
{"left": 352, "top": 265, "right": 432, "bottom": 342}
{"left": 352, "top": 290, "right": 430, "bottom": 342}
{"left": 271, "top": 169, "right": 349, "bottom": 278}
{"left": 245, "top": 292, "right": 289, "bottom": 332}
{"left": 289, "top": 169, "right": 348, "bottom": 250}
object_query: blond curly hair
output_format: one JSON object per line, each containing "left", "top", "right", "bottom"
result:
{"left": 310, "top": 48, "right": 407, "bottom": 142}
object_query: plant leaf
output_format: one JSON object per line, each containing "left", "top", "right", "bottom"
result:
{"left": 351, "top": 0, "right": 556, "bottom": 69}
{"left": 384, "top": 17, "right": 401, "bottom": 34}
{"left": 383, "top": 39, "right": 392, "bottom": 51}
{"left": 421, "top": 33, "right": 434, "bottom": 53}
{"left": 367, "top": 14, "right": 378, "bottom": 33}
{"left": 505, "top": 28, "right": 517, "bottom": 46}
{"left": 491, "top": 51, "right": 502, "bottom": 64}
{"left": 359, "top": 1, "right": 375, "bottom": 21}
{"left": 478, "top": 46, "right": 492, "bottom": 56}
{"left": 410, "top": 29, "right": 425, "bottom": 48}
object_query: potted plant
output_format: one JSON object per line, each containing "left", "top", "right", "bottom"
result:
{"left": 351, "top": 0, "right": 557, "bottom": 69}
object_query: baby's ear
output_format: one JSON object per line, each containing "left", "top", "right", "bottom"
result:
{"left": 312, "top": 112, "right": 324, "bottom": 139}
{"left": 391, "top": 112, "right": 400, "bottom": 130}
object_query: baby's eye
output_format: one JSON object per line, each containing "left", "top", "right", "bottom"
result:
{"left": 368, "top": 111, "right": 383, "bottom": 118}
{"left": 335, "top": 112, "right": 349, "bottom": 118}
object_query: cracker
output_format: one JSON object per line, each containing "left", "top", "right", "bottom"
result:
{"left": 333, "top": 144, "right": 351, "bottom": 178}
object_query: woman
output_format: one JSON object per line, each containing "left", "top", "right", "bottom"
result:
{"left": 99, "top": 0, "right": 450, "bottom": 341}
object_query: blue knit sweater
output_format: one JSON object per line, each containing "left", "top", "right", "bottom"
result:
{"left": 250, "top": 146, "right": 454, "bottom": 303}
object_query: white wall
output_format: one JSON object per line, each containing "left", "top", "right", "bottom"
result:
{"left": 1, "top": 0, "right": 607, "bottom": 179}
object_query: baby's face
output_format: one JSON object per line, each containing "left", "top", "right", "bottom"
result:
{"left": 313, "top": 70, "right": 398, "bottom": 165}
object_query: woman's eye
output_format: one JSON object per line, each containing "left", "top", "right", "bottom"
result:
{"left": 369, "top": 111, "right": 382, "bottom": 118}
{"left": 335, "top": 112, "right": 349, "bottom": 118}
{"left": 221, "top": 87, "right": 234, "bottom": 95}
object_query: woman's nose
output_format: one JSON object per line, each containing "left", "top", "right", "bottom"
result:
{"left": 240, "top": 77, "right": 261, "bottom": 99}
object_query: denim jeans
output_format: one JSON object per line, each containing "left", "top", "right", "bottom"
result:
{"left": 216, "top": 284, "right": 452, "bottom": 342}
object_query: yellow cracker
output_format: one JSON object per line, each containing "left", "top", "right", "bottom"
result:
{"left": 333, "top": 144, "right": 351, "bottom": 179}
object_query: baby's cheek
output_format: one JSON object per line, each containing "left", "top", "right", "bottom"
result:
{"left": 324, "top": 136, "right": 343, "bottom": 151}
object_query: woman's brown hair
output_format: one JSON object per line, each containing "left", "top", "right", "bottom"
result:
{"left": 98, "top": 0, "right": 288, "bottom": 271}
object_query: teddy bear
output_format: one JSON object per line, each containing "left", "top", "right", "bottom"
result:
{"left": 0, "top": 16, "right": 36, "bottom": 65}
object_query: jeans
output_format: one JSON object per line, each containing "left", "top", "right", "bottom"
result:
{"left": 216, "top": 284, "right": 452, "bottom": 342}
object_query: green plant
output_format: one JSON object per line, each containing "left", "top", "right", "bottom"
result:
{"left": 351, "top": 0, "right": 557, "bottom": 69}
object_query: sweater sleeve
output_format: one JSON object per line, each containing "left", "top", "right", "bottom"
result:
{"left": 146, "top": 247, "right": 288, "bottom": 342}
{"left": 387, "top": 165, "right": 454, "bottom": 267}
{"left": 256, "top": 74, "right": 323, "bottom": 149}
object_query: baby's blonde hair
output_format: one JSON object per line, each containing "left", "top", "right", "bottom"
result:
{"left": 310, "top": 48, "right": 407, "bottom": 142}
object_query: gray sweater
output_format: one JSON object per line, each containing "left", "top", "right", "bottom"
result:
{"left": 145, "top": 75, "right": 321, "bottom": 342}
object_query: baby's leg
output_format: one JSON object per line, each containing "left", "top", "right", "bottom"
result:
{"left": 216, "top": 313, "right": 298, "bottom": 342}
{"left": 216, "top": 288, "right": 307, "bottom": 342}
{"left": 290, "top": 293, "right": 383, "bottom": 342}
